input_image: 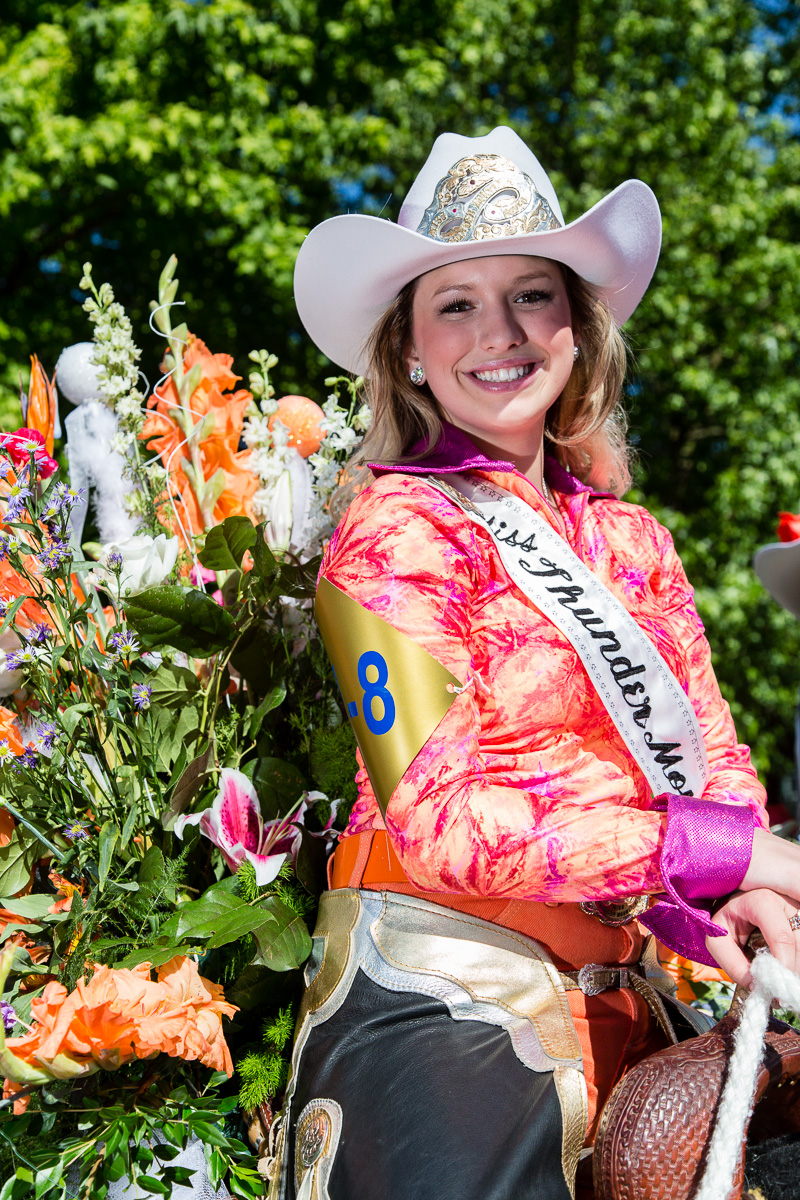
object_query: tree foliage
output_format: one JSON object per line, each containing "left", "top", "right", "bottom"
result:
{"left": 1, "top": 0, "right": 799, "bottom": 793}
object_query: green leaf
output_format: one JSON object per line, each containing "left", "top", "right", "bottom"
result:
{"left": 187, "top": 1120, "right": 229, "bottom": 1149}
{"left": 162, "top": 747, "right": 214, "bottom": 831}
{"left": 98, "top": 821, "right": 120, "bottom": 891}
{"left": 249, "top": 895, "right": 312, "bottom": 972}
{"left": 159, "top": 887, "right": 283, "bottom": 949}
{"left": 58, "top": 703, "right": 94, "bottom": 741}
{"left": 151, "top": 1144, "right": 180, "bottom": 1163}
{"left": 125, "top": 587, "right": 234, "bottom": 657}
{"left": 248, "top": 531, "right": 280, "bottom": 601}
{"left": 0, "top": 597, "right": 26, "bottom": 640}
{"left": 132, "top": 1177, "right": 170, "bottom": 1195}
{"left": 148, "top": 662, "right": 202, "bottom": 707}
{"left": 118, "top": 943, "right": 194, "bottom": 969}
{"left": 248, "top": 683, "right": 286, "bottom": 739}
{"left": 199, "top": 516, "right": 257, "bottom": 571}
{"left": 224, "top": 964, "right": 295, "bottom": 1012}
{"left": 243, "top": 757, "right": 306, "bottom": 820}
{"left": 229, "top": 625, "right": 283, "bottom": 692}
{"left": 0, "top": 895, "right": 56, "bottom": 918}
{"left": 276, "top": 556, "right": 322, "bottom": 600}
{"left": 34, "top": 1162, "right": 63, "bottom": 1200}
{"left": 0, "top": 921, "right": 43, "bottom": 942}
{"left": 136, "top": 846, "right": 163, "bottom": 886}
{"left": 161, "top": 1166, "right": 197, "bottom": 1187}
{"left": 0, "top": 825, "right": 39, "bottom": 895}
{"left": 120, "top": 802, "right": 138, "bottom": 850}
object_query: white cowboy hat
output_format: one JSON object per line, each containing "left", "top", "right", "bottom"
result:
{"left": 754, "top": 539, "right": 800, "bottom": 619}
{"left": 294, "top": 126, "right": 662, "bottom": 376}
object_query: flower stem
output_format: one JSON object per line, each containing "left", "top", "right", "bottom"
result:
{"left": 0, "top": 796, "right": 67, "bottom": 861}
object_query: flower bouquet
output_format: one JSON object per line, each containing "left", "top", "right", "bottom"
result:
{"left": 0, "top": 258, "right": 368, "bottom": 1199}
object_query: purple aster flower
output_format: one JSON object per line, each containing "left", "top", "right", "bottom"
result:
{"left": 108, "top": 629, "right": 140, "bottom": 659}
{"left": 0, "top": 739, "right": 16, "bottom": 766}
{"left": 30, "top": 721, "right": 57, "bottom": 752}
{"left": 63, "top": 820, "right": 90, "bottom": 842}
{"left": 41, "top": 483, "right": 86, "bottom": 517}
{"left": 24, "top": 622, "right": 51, "bottom": 646}
{"left": 38, "top": 537, "right": 71, "bottom": 571}
{"left": 57, "top": 484, "right": 86, "bottom": 509}
{"left": 10, "top": 745, "right": 38, "bottom": 774}
{"left": 0, "top": 534, "right": 23, "bottom": 561}
{"left": 132, "top": 683, "right": 152, "bottom": 711}
{"left": 4, "top": 481, "right": 32, "bottom": 522}
{"left": 1, "top": 1001, "right": 15, "bottom": 1032}
{"left": 5, "top": 646, "right": 43, "bottom": 671}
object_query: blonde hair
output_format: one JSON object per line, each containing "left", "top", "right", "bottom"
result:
{"left": 337, "top": 263, "right": 632, "bottom": 511}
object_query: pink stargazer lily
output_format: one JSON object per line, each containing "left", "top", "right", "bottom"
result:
{"left": 173, "top": 769, "right": 296, "bottom": 885}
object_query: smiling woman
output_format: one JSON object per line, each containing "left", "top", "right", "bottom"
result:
{"left": 406, "top": 257, "right": 575, "bottom": 469}
{"left": 275, "top": 127, "right": 800, "bottom": 1200}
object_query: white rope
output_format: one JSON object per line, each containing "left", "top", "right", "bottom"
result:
{"left": 693, "top": 950, "right": 800, "bottom": 1200}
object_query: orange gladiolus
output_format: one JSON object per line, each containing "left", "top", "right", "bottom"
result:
{"left": 24, "top": 357, "right": 57, "bottom": 456}
{"left": 269, "top": 395, "right": 326, "bottom": 458}
{"left": 141, "top": 336, "right": 257, "bottom": 543}
{"left": 2, "top": 956, "right": 238, "bottom": 1111}
{"left": 0, "top": 707, "right": 23, "bottom": 756}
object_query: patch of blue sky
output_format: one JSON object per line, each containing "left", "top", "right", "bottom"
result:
{"left": 90, "top": 231, "right": 120, "bottom": 249}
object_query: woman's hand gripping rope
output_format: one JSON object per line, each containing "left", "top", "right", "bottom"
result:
{"left": 708, "top": 828, "right": 800, "bottom": 988}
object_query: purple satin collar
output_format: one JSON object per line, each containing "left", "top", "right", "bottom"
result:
{"left": 368, "top": 423, "right": 599, "bottom": 497}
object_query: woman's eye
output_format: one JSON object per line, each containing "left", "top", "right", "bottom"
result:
{"left": 515, "top": 289, "right": 552, "bottom": 305}
{"left": 438, "top": 298, "right": 473, "bottom": 315}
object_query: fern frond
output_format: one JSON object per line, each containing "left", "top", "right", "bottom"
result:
{"left": 237, "top": 1050, "right": 288, "bottom": 1110}
{"left": 263, "top": 1006, "right": 293, "bottom": 1051}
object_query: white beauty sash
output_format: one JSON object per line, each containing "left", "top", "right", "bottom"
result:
{"left": 426, "top": 473, "right": 709, "bottom": 799}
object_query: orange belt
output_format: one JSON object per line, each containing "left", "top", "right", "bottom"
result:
{"left": 328, "top": 830, "right": 645, "bottom": 972}
{"left": 330, "top": 827, "right": 409, "bottom": 890}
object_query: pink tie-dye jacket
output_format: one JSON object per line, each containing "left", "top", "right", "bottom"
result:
{"left": 319, "top": 428, "right": 766, "bottom": 962}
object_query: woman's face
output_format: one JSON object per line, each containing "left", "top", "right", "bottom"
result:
{"left": 407, "top": 254, "right": 576, "bottom": 456}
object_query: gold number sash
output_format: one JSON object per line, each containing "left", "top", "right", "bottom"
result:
{"left": 315, "top": 577, "right": 461, "bottom": 816}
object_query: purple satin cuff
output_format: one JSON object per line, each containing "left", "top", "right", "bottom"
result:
{"left": 640, "top": 793, "right": 756, "bottom": 967}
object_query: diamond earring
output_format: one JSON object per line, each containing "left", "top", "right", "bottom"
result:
{"left": 573, "top": 345, "right": 580, "bottom": 360}
{"left": 410, "top": 366, "right": 425, "bottom": 385}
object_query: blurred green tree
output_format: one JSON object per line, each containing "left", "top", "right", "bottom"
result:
{"left": 1, "top": 0, "right": 798, "bottom": 794}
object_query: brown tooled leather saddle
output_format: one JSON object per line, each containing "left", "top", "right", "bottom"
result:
{"left": 589, "top": 1008, "right": 800, "bottom": 1199}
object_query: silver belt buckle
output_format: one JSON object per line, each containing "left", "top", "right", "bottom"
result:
{"left": 580, "top": 896, "right": 650, "bottom": 926}
{"left": 577, "top": 963, "right": 630, "bottom": 997}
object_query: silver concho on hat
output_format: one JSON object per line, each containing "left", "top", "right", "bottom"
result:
{"left": 417, "top": 153, "right": 563, "bottom": 243}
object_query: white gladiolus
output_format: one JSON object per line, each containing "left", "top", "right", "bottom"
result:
{"left": 264, "top": 470, "right": 293, "bottom": 553}
{"left": 101, "top": 533, "right": 180, "bottom": 595}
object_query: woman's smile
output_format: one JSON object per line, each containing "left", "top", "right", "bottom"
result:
{"left": 470, "top": 358, "right": 539, "bottom": 388}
